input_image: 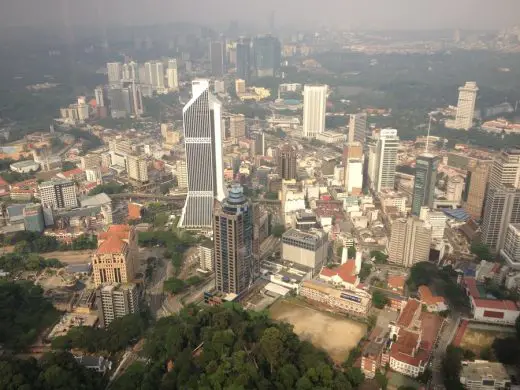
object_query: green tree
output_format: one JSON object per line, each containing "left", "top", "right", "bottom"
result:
{"left": 370, "top": 250, "right": 388, "bottom": 264}
{"left": 375, "top": 370, "right": 388, "bottom": 390}
{"left": 470, "top": 243, "right": 493, "bottom": 261}
{"left": 163, "top": 278, "right": 187, "bottom": 294}
{"left": 260, "top": 327, "right": 286, "bottom": 374}
{"left": 272, "top": 224, "right": 286, "bottom": 238}
{"left": 345, "top": 367, "right": 364, "bottom": 387}
{"left": 347, "top": 246, "right": 357, "bottom": 259}
{"left": 442, "top": 345, "right": 465, "bottom": 390}
{"left": 372, "top": 290, "right": 389, "bottom": 309}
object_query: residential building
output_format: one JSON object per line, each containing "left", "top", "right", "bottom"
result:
{"left": 213, "top": 184, "right": 257, "bottom": 296}
{"left": 252, "top": 35, "right": 281, "bottom": 77}
{"left": 460, "top": 361, "right": 511, "bottom": 390}
{"left": 228, "top": 114, "right": 246, "bottom": 138}
{"left": 107, "top": 62, "right": 122, "bottom": 85}
{"left": 80, "top": 154, "right": 102, "bottom": 170}
{"left": 126, "top": 155, "right": 148, "bottom": 183}
{"left": 282, "top": 228, "right": 328, "bottom": 276}
{"left": 411, "top": 154, "right": 440, "bottom": 216}
{"left": 39, "top": 179, "right": 78, "bottom": 209}
{"left": 371, "top": 129, "right": 399, "bottom": 193}
{"left": 302, "top": 84, "right": 327, "bottom": 138}
{"left": 96, "top": 283, "right": 139, "bottom": 327}
{"left": 380, "top": 190, "right": 407, "bottom": 213}
{"left": 454, "top": 81, "right": 479, "bottom": 130}
{"left": 421, "top": 209, "right": 447, "bottom": 241}
{"left": 179, "top": 80, "right": 226, "bottom": 229}
{"left": 300, "top": 280, "right": 371, "bottom": 317}
{"left": 210, "top": 41, "right": 225, "bottom": 77}
{"left": 250, "top": 132, "right": 265, "bottom": 156}
{"left": 500, "top": 223, "right": 520, "bottom": 270}
{"left": 91, "top": 225, "right": 138, "bottom": 287}
{"left": 348, "top": 113, "right": 368, "bottom": 145}
{"left": 167, "top": 65, "right": 179, "bottom": 91}
{"left": 144, "top": 61, "right": 165, "bottom": 92}
{"left": 235, "top": 79, "right": 246, "bottom": 95}
{"left": 175, "top": 160, "right": 188, "bottom": 189}
{"left": 94, "top": 86, "right": 106, "bottom": 107}
{"left": 343, "top": 142, "right": 364, "bottom": 195}
{"left": 277, "top": 144, "right": 297, "bottom": 180}
{"left": 388, "top": 217, "right": 432, "bottom": 268}
{"left": 198, "top": 241, "right": 214, "bottom": 271}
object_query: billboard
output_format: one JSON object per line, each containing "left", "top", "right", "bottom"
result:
{"left": 340, "top": 292, "right": 361, "bottom": 303}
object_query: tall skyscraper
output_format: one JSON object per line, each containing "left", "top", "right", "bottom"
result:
{"left": 210, "top": 41, "right": 225, "bottom": 77}
{"left": 463, "top": 160, "right": 491, "bottom": 220}
{"left": 144, "top": 61, "right": 165, "bottom": 92}
{"left": 343, "top": 142, "right": 364, "bottom": 195}
{"left": 454, "top": 81, "right": 479, "bottom": 130}
{"left": 411, "top": 154, "right": 440, "bottom": 216}
{"left": 489, "top": 149, "right": 520, "bottom": 189}
{"left": 252, "top": 35, "right": 281, "bottom": 77}
{"left": 122, "top": 61, "right": 138, "bottom": 81}
{"left": 236, "top": 37, "right": 252, "bottom": 82}
{"left": 348, "top": 113, "right": 368, "bottom": 145}
{"left": 107, "top": 62, "right": 122, "bottom": 85}
{"left": 95, "top": 86, "right": 106, "bottom": 107}
{"left": 213, "top": 183, "right": 257, "bottom": 296}
{"left": 388, "top": 217, "right": 432, "bottom": 268}
{"left": 179, "top": 80, "right": 226, "bottom": 229}
{"left": 302, "top": 85, "right": 328, "bottom": 138}
{"left": 167, "top": 59, "right": 179, "bottom": 91}
{"left": 370, "top": 129, "right": 399, "bottom": 193}
{"left": 500, "top": 223, "right": 520, "bottom": 270}
{"left": 277, "top": 144, "right": 297, "bottom": 180}
{"left": 250, "top": 132, "right": 265, "bottom": 157}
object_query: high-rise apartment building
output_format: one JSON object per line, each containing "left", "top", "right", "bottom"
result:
{"left": 227, "top": 114, "right": 246, "bottom": 138}
{"left": 95, "top": 86, "right": 106, "bottom": 107}
{"left": 343, "top": 142, "right": 364, "bottom": 195}
{"left": 107, "top": 62, "right": 122, "bottom": 85}
{"left": 236, "top": 37, "right": 252, "bottom": 82}
{"left": 348, "top": 113, "right": 368, "bottom": 145}
{"left": 91, "top": 225, "right": 138, "bottom": 287}
{"left": 370, "top": 129, "right": 399, "bottom": 193}
{"left": 39, "top": 179, "right": 78, "bottom": 209}
{"left": 454, "top": 81, "right": 479, "bottom": 130}
{"left": 108, "top": 84, "right": 143, "bottom": 119}
{"left": 277, "top": 144, "right": 297, "bottom": 180}
{"left": 213, "top": 184, "right": 257, "bottom": 296}
{"left": 500, "top": 223, "right": 520, "bottom": 270}
{"left": 481, "top": 186, "right": 520, "bottom": 252}
{"left": 122, "top": 61, "right": 138, "bottom": 81}
{"left": 167, "top": 59, "right": 179, "bottom": 91}
{"left": 96, "top": 283, "right": 139, "bottom": 328}
{"left": 411, "top": 154, "right": 440, "bottom": 216}
{"left": 302, "top": 85, "right": 327, "bottom": 138}
{"left": 250, "top": 132, "right": 265, "bottom": 157}
{"left": 175, "top": 160, "right": 188, "bottom": 189}
{"left": 210, "top": 41, "right": 226, "bottom": 77}
{"left": 252, "top": 35, "right": 281, "bottom": 77}
{"left": 126, "top": 155, "right": 148, "bottom": 183}
{"left": 179, "top": 80, "right": 226, "bottom": 229}
{"left": 388, "top": 217, "right": 432, "bottom": 268}
{"left": 144, "top": 61, "right": 165, "bottom": 92}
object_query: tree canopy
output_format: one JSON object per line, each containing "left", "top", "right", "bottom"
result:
{"left": 372, "top": 290, "right": 389, "bottom": 309}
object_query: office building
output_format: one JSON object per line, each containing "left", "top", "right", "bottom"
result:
{"left": 370, "top": 129, "right": 399, "bottom": 193}
{"left": 446, "top": 175, "right": 465, "bottom": 203}
{"left": 250, "top": 132, "right": 265, "bottom": 156}
{"left": 252, "top": 35, "right": 281, "bottom": 77}
{"left": 277, "top": 144, "right": 297, "bottom": 180}
{"left": 107, "top": 62, "right": 122, "bottom": 85}
{"left": 500, "top": 223, "right": 520, "bottom": 270}
{"left": 482, "top": 186, "right": 520, "bottom": 252}
{"left": 343, "top": 142, "right": 364, "bottom": 195}
{"left": 282, "top": 228, "right": 328, "bottom": 276}
{"left": 126, "top": 155, "right": 148, "bottom": 183}
{"left": 228, "top": 114, "right": 246, "bottom": 138}
{"left": 23, "top": 204, "right": 45, "bottom": 233}
{"left": 464, "top": 161, "right": 491, "bottom": 220}
{"left": 302, "top": 85, "right": 327, "bottom": 138}
{"left": 213, "top": 184, "right": 256, "bottom": 296}
{"left": 411, "top": 154, "right": 440, "bottom": 216}
{"left": 489, "top": 149, "right": 520, "bottom": 189}
{"left": 179, "top": 80, "right": 226, "bottom": 229}
{"left": 419, "top": 207, "right": 446, "bottom": 241}
{"left": 236, "top": 37, "right": 252, "bottom": 82}
{"left": 96, "top": 283, "right": 139, "bottom": 328}
{"left": 210, "top": 41, "right": 225, "bottom": 77}
{"left": 348, "top": 113, "right": 368, "bottom": 145}
{"left": 460, "top": 361, "right": 511, "bottom": 390}
{"left": 39, "top": 179, "right": 78, "bottom": 209}
{"left": 92, "top": 225, "right": 138, "bottom": 287}
{"left": 388, "top": 217, "right": 432, "bottom": 268}
{"left": 454, "top": 82, "right": 478, "bottom": 130}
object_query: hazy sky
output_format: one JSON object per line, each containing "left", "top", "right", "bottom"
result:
{"left": 1, "top": 0, "right": 519, "bottom": 30}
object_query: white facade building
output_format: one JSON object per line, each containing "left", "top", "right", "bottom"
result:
{"left": 500, "top": 223, "right": 520, "bottom": 270}
{"left": 454, "top": 82, "right": 479, "bottom": 130}
{"left": 126, "top": 155, "right": 148, "bottom": 183}
{"left": 302, "top": 85, "right": 327, "bottom": 138}
{"left": 39, "top": 179, "right": 78, "bottom": 209}
{"left": 372, "top": 129, "right": 399, "bottom": 193}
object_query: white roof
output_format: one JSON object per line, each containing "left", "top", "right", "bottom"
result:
{"left": 264, "top": 282, "right": 290, "bottom": 296}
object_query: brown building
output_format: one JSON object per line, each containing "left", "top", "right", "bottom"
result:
{"left": 277, "top": 144, "right": 297, "bottom": 180}
{"left": 463, "top": 160, "right": 491, "bottom": 220}
{"left": 92, "top": 225, "right": 138, "bottom": 287}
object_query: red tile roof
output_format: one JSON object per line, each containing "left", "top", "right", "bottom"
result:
{"left": 418, "top": 312, "right": 443, "bottom": 351}
{"left": 62, "top": 168, "right": 84, "bottom": 177}
{"left": 418, "top": 285, "right": 445, "bottom": 306}
{"left": 464, "top": 277, "right": 480, "bottom": 298}
{"left": 395, "top": 329, "right": 419, "bottom": 355}
{"left": 397, "top": 299, "right": 421, "bottom": 328}
{"left": 98, "top": 224, "right": 132, "bottom": 241}
{"left": 388, "top": 275, "right": 405, "bottom": 291}
{"left": 96, "top": 234, "right": 127, "bottom": 254}
{"left": 320, "top": 260, "right": 357, "bottom": 285}
{"left": 473, "top": 299, "right": 519, "bottom": 311}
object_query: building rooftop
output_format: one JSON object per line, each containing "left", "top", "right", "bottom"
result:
{"left": 39, "top": 178, "right": 74, "bottom": 188}
{"left": 96, "top": 235, "right": 127, "bottom": 254}
{"left": 282, "top": 228, "right": 325, "bottom": 243}
{"left": 80, "top": 193, "right": 111, "bottom": 207}
{"left": 460, "top": 361, "right": 510, "bottom": 383}
{"left": 11, "top": 160, "right": 39, "bottom": 168}
{"left": 418, "top": 285, "right": 446, "bottom": 306}
{"left": 396, "top": 299, "right": 421, "bottom": 328}
{"left": 320, "top": 260, "right": 357, "bottom": 285}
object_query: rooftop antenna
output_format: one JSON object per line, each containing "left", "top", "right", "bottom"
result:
{"left": 425, "top": 115, "right": 432, "bottom": 153}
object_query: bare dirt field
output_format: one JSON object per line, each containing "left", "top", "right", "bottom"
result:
{"left": 41, "top": 250, "right": 93, "bottom": 264}
{"left": 460, "top": 329, "right": 509, "bottom": 354}
{"left": 269, "top": 299, "right": 367, "bottom": 363}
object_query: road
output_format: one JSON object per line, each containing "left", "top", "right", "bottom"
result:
{"left": 430, "top": 312, "right": 461, "bottom": 389}
{"left": 141, "top": 247, "right": 169, "bottom": 318}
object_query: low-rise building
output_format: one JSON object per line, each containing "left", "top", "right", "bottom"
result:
{"left": 282, "top": 228, "right": 328, "bottom": 276}
{"left": 10, "top": 160, "right": 40, "bottom": 173}
{"left": 460, "top": 360, "right": 511, "bottom": 390}
{"left": 418, "top": 285, "right": 447, "bottom": 312}
{"left": 300, "top": 280, "right": 371, "bottom": 317}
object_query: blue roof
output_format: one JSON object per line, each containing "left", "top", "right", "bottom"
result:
{"left": 442, "top": 208, "right": 470, "bottom": 221}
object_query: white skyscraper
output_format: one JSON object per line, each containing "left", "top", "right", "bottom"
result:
{"left": 371, "top": 129, "right": 399, "bottom": 193}
{"left": 179, "top": 80, "right": 226, "bottom": 229}
{"left": 95, "top": 86, "right": 105, "bottom": 107}
{"left": 107, "top": 62, "right": 122, "bottom": 85}
{"left": 348, "top": 113, "right": 368, "bottom": 145}
{"left": 454, "top": 81, "right": 479, "bottom": 130}
{"left": 302, "top": 85, "right": 327, "bottom": 138}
